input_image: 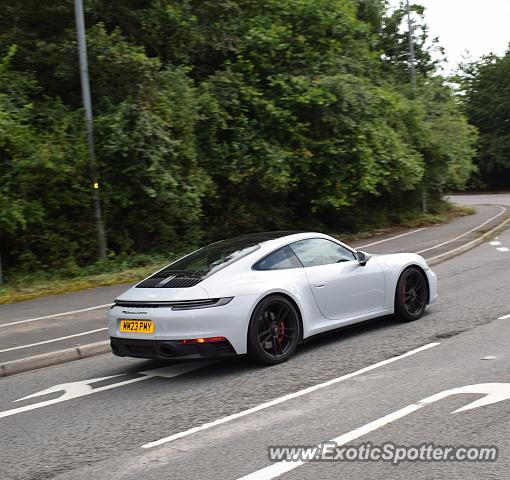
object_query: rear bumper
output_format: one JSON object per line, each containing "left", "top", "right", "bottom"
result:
{"left": 107, "top": 294, "right": 259, "bottom": 355}
{"left": 110, "top": 337, "right": 237, "bottom": 360}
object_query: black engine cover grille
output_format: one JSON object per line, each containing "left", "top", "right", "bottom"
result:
{"left": 136, "top": 271, "right": 204, "bottom": 288}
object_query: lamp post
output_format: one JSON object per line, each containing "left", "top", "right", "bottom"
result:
{"left": 74, "top": 0, "right": 107, "bottom": 260}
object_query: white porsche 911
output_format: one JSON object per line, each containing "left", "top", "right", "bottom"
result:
{"left": 109, "top": 231, "right": 437, "bottom": 364}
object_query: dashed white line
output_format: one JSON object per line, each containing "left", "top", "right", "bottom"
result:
{"left": 0, "top": 304, "right": 112, "bottom": 329}
{"left": 142, "top": 342, "right": 440, "bottom": 449}
{"left": 489, "top": 241, "right": 501, "bottom": 246}
{"left": 356, "top": 228, "right": 428, "bottom": 249}
{"left": 0, "top": 328, "right": 108, "bottom": 353}
{"left": 496, "top": 247, "right": 509, "bottom": 252}
{"left": 498, "top": 313, "right": 510, "bottom": 320}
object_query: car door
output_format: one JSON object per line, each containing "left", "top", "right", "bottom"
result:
{"left": 289, "top": 238, "right": 385, "bottom": 321}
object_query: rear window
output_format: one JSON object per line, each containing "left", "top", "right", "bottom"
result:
{"left": 151, "top": 236, "right": 268, "bottom": 280}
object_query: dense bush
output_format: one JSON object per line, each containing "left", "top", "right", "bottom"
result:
{"left": 0, "top": 0, "right": 477, "bottom": 276}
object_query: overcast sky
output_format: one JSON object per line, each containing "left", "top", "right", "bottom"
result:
{"left": 389, "top": 0, "right": 510, "bottom": 73}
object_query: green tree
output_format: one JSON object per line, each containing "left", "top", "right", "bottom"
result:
{"left": 460, "top": 50, "right": 510, "bottom": 188}
{"left": 0, "top": 0, "right": 478, "bottom": 277}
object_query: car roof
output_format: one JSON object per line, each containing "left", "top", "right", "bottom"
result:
{"left": 203, "top": 231, "right": 352, "bottom": 253}
{"left": 256, "top": 230, "right": 357, "bottom": 253}
{"left": 246, "top": 230, "right": 347, "bottom": 250}
{"left": 225, "top": 231, "right": 305, "bottom": 244}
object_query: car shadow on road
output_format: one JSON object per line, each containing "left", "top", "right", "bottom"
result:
{"left": 297, "top": 313, "right": 405, "bottom": 355}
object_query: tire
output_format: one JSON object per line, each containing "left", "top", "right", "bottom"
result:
{"left": 394, "top": 267, "right": 428, "bottom": 322}
{"left": 247, "top": 295, "right": 302, "bottom": 365}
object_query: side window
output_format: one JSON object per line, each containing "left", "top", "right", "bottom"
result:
{"left": 253, "top": 246, "right": 303, "bottom": 271}
{"left": 290, "top": 238, "right": 355, "bottom": 267}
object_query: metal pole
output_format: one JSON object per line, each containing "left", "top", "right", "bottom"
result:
{"left": 74, "top": 0, "right": 107, "bottom": 260}
{"left": 406, "top": 0, "right": 427, "bottom": 212}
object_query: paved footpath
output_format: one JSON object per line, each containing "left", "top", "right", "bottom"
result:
{"left": 0, "top": 195, "right": 508, "bottom": 375}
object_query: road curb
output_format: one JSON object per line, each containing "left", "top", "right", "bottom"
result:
{"left": 0, "top": 340, "right": 110, "bottom": 378}
{"left": 428, "top": 214, "right": 510, "bottom": 266}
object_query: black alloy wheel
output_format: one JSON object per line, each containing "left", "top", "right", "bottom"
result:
{"left": 247, "top": 295, "right": 301, "bottom": 365}
{"left": 395, "top": 267, "right": 428, "bottom": 322}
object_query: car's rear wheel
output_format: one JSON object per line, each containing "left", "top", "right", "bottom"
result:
{"left": 247, "top": 295, "right": 301, "bottom": 365}
{"left": 395, "top": 267, "right": 428, "bottom": 322}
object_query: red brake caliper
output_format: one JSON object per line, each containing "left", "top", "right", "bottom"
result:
{"left": 277, "top": 321, "right": 285, "bottom": 343}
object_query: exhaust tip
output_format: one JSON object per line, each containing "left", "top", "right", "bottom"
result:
{"left": 159, "top": 344, "right": 175, "bottom": 357}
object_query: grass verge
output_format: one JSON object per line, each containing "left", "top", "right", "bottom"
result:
{"left": 0, "top": 255, "right": 171, "bottom": 305}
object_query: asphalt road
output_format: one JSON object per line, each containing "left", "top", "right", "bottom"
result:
{"left": 1, "top": 194, "right": 510, "bottom": 479}
{"left": 449, "top": 192, "right": 510, "bottom": 206}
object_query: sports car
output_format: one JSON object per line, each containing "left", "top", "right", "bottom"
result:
{"left": 109, "top": 231, "right": 437, "bottom": 364}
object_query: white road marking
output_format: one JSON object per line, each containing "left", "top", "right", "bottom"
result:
{"left": 426, "top": 215, "right": 510, "bottom": 263}
{"left": 489, "top": 241, "right": 501, "bottom": 246}
{"left": 142, "top": 342, "right": 440, "bottom": 449}
{"left": 481, "top": 356, "right": 497, "bottom": 360}
{"left": 416, "top": 205, "right": 507, "bottom": 254}
{"left": 0, "top": 362, "right": 212, "bottom": 420}
{"left": 357, "top": 205, "right": 506, "bottom": 259}
{"left": 498, "top": 313, "right": 510, "bottom": 320}
{"left": 356, "top": 228, "right": 427, "bottom": 249}
{"left": 0, "top": 328, "right": 108, "bottom": 353}
{"left": 0, "top": 304, "right": 112, "bottom": 329}
{"left": 496, "top": 247, "right": 509, "bottom": 252}
{"left": 238, "top": 383, "right": 510, "bottom": 479}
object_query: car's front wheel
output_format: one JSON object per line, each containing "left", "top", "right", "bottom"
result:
{"left": 247, "top": 295, "right": 301, "bottom": 365}
{"left": 395, "top": 267, "right": 428, "bottom": 322}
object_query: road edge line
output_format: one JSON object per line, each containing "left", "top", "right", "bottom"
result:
{"left": 356, "top": 227, "right": 428, "bottom": 249}
{"left": 427, "top": 213, "right": 510, "bottom": 265}
{"left": 0, "top": 341, "right": 110, "bottom": 378}
{"left": 0, "top": 304, "right": 113, "bottom": 329}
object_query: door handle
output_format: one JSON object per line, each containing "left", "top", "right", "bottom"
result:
{"left": 314, "top": 282, "right": 327, "bottom": 288}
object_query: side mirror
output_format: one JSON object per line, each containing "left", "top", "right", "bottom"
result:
{"left": 355, "top": 250, "right": 371, "bottom": 266}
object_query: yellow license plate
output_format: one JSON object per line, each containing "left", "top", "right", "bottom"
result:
{"left": 120, "top": 319, "right": 154, "bottom": 334}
